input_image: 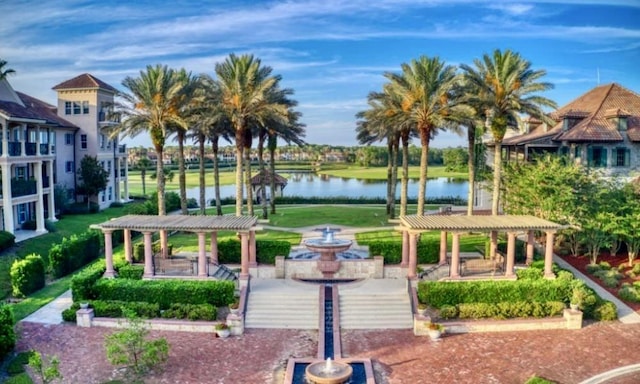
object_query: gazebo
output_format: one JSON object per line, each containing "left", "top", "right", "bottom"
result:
{"left": 250, "top": 169, "right": 288, "bottom": 202}
{"left": 395, "top": 215, "right": 564, "bottom": 280}
{"left": 92, "top": 215, "right": 260, "bottom": 283}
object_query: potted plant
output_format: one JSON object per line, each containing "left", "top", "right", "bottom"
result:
{"left": 229, "top": 300, "right": 240, "bottom": 315}
{"left": 570, "top": 288, "right": 587, "bottom": 311}
{"left": 427, "top": 322, "right": 444, "bottom": 340}
{"left": 417, "top": 303, "right": 428, "bottom": 317}
{"left": 215, "top": 322, "right": 230, "bottom": 338}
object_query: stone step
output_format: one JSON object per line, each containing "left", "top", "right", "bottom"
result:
{"left": 339, "top": 292, "right": 412, "bottom": 329}
{"left": 244, "top": 289, "right": 319, "bottom": 329}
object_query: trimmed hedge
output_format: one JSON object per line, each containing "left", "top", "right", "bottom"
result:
{"left": 118, "top": 264, "right": 144, "bottom": 280}
{"left": 418, "top": 279, "right": 573, "bottom": 309}
{"left": 10, "top": 254, "right": 46, "bottom": 298}
{"left": 49, "top": 230, "right": 101, "bottom": 278}
{"left": 93, "top": 278, "right": 235, "bottom": 309}
{"left": 367, "top": 239, "right": 438, "bottom": 264}
{"left": 70, "top": 262, "right": 106, "bottom": 302}
{"left": 217, "top": 239, "right": 291, "bottom": 265}
{"left": 62, "top": 300, "right": 161, "bottom": 322}
{"left": 0, "top": 230, "right": 16, "bottom": 252}
{"left": 0, "top": 304, "right": 16, "bottom": 361}
{"left": 160, "top": 303, "right": 217, "bottom": 321}
{"left": 133, "top": 240, "right": 173, "bottom": 262}
{"left": 455, "top": 301, "right": 565, "bottom": 319}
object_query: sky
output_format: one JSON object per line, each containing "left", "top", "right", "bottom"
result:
{"left": 2, "top": 0, "right": 640, "bottom": 149}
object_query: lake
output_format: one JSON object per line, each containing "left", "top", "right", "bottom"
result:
{"left": 186, "top": 172, "right": 469, "bottom": 201}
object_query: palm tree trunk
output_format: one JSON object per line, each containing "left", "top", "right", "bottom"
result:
{"left": 467, "top": 125, "right": 476, "bottom": 216}
{"left": 389, "top": 139, "right": 399, "bottom": 219}
{"left": 212, "top": 137, "right": 222, "bottom": 216}
{"left": 386, "top": 140, "right": 393, "bottom": 216}
{"left": 492, "top": 141, "right": 502, "bottom": 215}
{"left": 234, "top": 129, "right": 244, "bottom": 216}
{"left": 257, "top": 134, "right": 268, "bottom": 219}
{"left": 417, "top": 128, "right": 431, "bottom": 216}
{"left": 269, "top": 135, "right": 277, "bottom": 214}
{"left": 400, "top": 133, "right": 409, "bottom": 216}
{"left": 177, "top": 131, "right": 188, "bottom": 215}
{"left": 244, "top": 145, "right": 254, "bottom": 216}
{"left": 156, "top": 146, "right": 168, "bottom": 258}
{"left": 198, "top": 132, "right": 205, "bottom": 215}
{"left": 141, "top": 169, "right": 146, "bottom": 196}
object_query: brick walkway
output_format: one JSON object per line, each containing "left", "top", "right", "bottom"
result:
{"left": 15, "top": 320, "right": 640, "bottom": 383}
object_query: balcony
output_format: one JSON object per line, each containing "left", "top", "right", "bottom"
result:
{"left": 99, "top": 111, "right": 120, "bottom": 124}
{"left": 8, "top": 142, "right": 21, "bottom": 156}
{"left": 40, "top": 144, "right": 49, "bottom": 155}
{"left": 118, "top": 144, "right": 127, "bottom": 154}
{"left": 43, "top": 178, "right": 50, "bottom": 188}
{"left": 25, "top": 143, "right": 36, "bottom": 156}
{"left": 11, "top": 178, "right": 36, "bottom": 197}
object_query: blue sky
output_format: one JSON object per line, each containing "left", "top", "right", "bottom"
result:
{"left": 3, "top": 0, "right": 639, "bottom": 148}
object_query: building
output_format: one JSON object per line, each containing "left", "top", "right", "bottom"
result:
{"left": 501, "top": 83, "right": 640, "bottom": 176}
{"left": 0, "top": 73, "right": 129, "bottom": 235}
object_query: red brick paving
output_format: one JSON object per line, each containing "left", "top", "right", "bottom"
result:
{"left": 14, "top": 321, "right": 640, "bottom": 384}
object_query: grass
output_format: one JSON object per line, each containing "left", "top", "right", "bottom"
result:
{"left": 267, "top": 205, "right": 394, "bottom": 227}
{"left": 10, "top": 275, "right": 73, "bottom": 321}
{"left": 318, "top": 165, "right": 468, "bottom": 180}
{"left": 356, "top": 230, "right": 487, "bottom": 252}
{"left": 167, "top": 229, "right": 302, "bottom": 251}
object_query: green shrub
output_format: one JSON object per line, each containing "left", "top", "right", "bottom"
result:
{"left": 618, "top": 285, "right": 640, "bottom": 303}
{"left": 525, "top": 376, "right": 556, "bottom": 384}
{"left": 160, "top": 303, "right": 216, "bottom": 321}
{"left": 0, "top": 304, "right": 16, "bottom": 360}
{"left": 367, "top": 239, "right": 438, "bottom": 264}
{"left": 516, "top": 267, "right": 543, "bottom": 280}
{"left": 62, "top": 300, "right": 161, "bottom": 320}
{"left": 61, "top": 304, "right": 79, "bottom": 322}
{"left": 70, "top": 262, "right": 106, "bottom": 302}
{"left": 10, "top": 254, "right": 46, "bottom": 298}
{"left": 417, "top": 279, "right": 573, "bottom": 309}
{"left": 438, "top": 305, "right": 458, "bottom": 319}
{"left": 598, "top": 261, "right": 611, "bottom": 270}
{"left": 585, "top": 264, "right": 601, "bottom": 274}
{"left": 632, "top": 263, "right": 640, "bottom": 275}
{"left": 49, "top": 230, "right": 102, "bottom": 278}
{"left": 93, "top": 278, "right": 235, "bottom": 309}
{"left": 456, "top": 301, "right": 564, "bottom": 320}
{"left": 6, "top": 350, "right": 35, "bottom": 375}
{"left": 44, "top": 220, "right": 57, "bottom": 233}
{"left": 592, "top": 301, "right": 618, "bottom": 321}
{"left": 3, "top": 372, "right": 33, "bottom": 384}
{"left": 217, "top": 239, "right": 291, "bottom": 265}
{"left": 0, "top": 230, "right": 16, "bottom": 252}
{"left": 21, "top": 220, "right": 36, "bottom": 230}
{"left": 118, "top": 265, "right": 144, "bottom": 280}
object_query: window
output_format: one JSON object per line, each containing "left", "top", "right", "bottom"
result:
{"left": 73, "top": 102, "right": 81, "bottom": 114}
{"left": 17, "top": 204, "right": 27, "bottom": 224}
{"left": 80, "top": 134, "right": 87, "bottom": 150}
{"left": 65, "top": 133, "right": 73, "bottom": 145}
{"left": 107, "top": 160, "right": 112, "bottom": 173}
{"left": 587, "top": 146, "right": 608, "bottom": 168}
{"left": 614, "top": 147, "right": 630, "bottom": 167}
{"left": 100, "top": 134, "right": 105, "bottom": 149}
{"left": 65, "top": 161, "right": 74, "bottom": 173}
{"left": 574, "top": 146, "right": 582, "bottom": 159}
{"left": 101, "top": 191, "right": 105, "bottom": 202}
{"left": 15, "top": 166, "right": 26, "bottom": 180}
{"left": 618, "top": 117, "right": 628, "bottom": 131}
{"left": 82, "top": 101, "right": 89, "bottom": 114}
{"left": 65, "top": 102, "right": 72, "bottom": 115}
{"left": 108, "top": 186, "right": 113, "bottom": 201}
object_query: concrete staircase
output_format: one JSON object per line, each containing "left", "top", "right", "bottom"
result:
{"left": 244, "top": 279, "right": 320, "bottom": 329}
{"left": 338, "top": 280, "right": 413, "bottom": 329}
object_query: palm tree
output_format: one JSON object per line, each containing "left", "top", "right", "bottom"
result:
{"left": 385, "top": 56, "right": 469, "bottom": 215}
{"left": 138, "top": 157, "right": 152, "bottom": 196}
{"left": 461, "top": 49, "right": 557, "bottom": 215}
{"left": 114, "top": 64, "right": 189, "bottom": 257}
{"left": 0, "top": 59, "right": 16, "bottom": 80}
{"left": 214, "top": 54, "right": 289, "bottom": 216}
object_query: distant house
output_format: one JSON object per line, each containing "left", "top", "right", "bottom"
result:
{"left": 500, "top": 83, "right": 640, "bottom": 177}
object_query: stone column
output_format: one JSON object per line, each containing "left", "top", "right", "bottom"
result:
{"left": 103, "top": 229, "right": 116, "bottom": 278}
{"left": 47, "top": 161, "right": 56, "bottom": 221}
{"left": 401, "top": 230, "right": 409, "bottom": 267}
{"left": 526, "top": 230, "right": 535, "bottom": 265}
{"left": 240, "top": 232, "right": 250, "bottom": 279}
{"left": 160, "top": 230, "right": 168, "bottom": 258}
{"left": 124, "top": 157, "right": 129, "bottom": 201}
{"left": 1, "top": 123, "right": 7, "bottom": 157}
{"left": 544, "top": 231, "right": 556, "bottom": 279}
{"left": 408, "top": 232, "right": 417, "bottom": 279}
{"left": 505, "top": 232, "right": 516, "bottom": 277}
{"left": 210, "top": 232, "right": 218, "bottom": 264}
{"left": 34, "top": 162, "right": 45, "bottom": 232}
{"left": 124, "top": 229, "right": 132, "bottom": 263}
{"left": 1, "top": 164, "right": 14, "bottom": 233}
{"left": 439, "top": 230, "right": 448, "bottom": 265}
{"left": 115, "top": 158, "right": 121, "bottom": 202}
{"left": 197, "top": 232, "right": 207, "bottom": 277}
{"left": 489, "top": 230, "right": 498, "bottom": 260}
{"left": 249, "top": 230, "right": 257, "bottom": 267}
{"left": 143, "top": 231, "right": 154, "bottom": 277}
{"left": 450, "top": 232, "right": 461, "bottom": 278}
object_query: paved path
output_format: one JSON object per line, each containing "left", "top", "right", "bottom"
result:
{"left": 21, "top": 289, "right": 72, "bottom": 324}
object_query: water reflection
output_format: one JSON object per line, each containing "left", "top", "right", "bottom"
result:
{"left": 186, "top": 172, "right": 468, "bottom": 201}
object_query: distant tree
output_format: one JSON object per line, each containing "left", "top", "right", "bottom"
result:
{"left": 442, "top": 147, "right": 468, "bottom": 172}
{"left": 77, "top": 155, "right": 109, "bottom": 209}
{"left": 137, "top": 157, "right": 152, "bottom": 196}
{"left": 0, "top": 59, "right": 16, "bottom": 80}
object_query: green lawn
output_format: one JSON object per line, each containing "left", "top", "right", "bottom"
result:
{"left": 356, "top": 230, "right": 487, "bottom": 252}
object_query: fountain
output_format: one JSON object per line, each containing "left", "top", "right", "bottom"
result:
{"left": 303, "top": 227, "right": 353, "bottom": 278}
{"left": 305, "top": 358, "right": 353, "bottom": 384}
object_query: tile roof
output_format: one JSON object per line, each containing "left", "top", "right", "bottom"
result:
{"left": 0, "top": 92, "right": 77, "bottom": 128}
{"left": 506, "top": 83, "right": 640, "bottom": 144}
{"left": 250, "top": 169, "right": 288, "bottom": 186}
{"left": 52, "top": 73, "right": 118, "bottom": 93}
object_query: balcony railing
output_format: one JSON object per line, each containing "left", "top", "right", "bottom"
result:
{"left": 43, "top": 178, "right": 50, "bottom": 188}
{"left": 40, "top": 144, "right": 49, "bottom": 155}
{"left": 118, "top": 144, "right": 126, "bottom": 154}
{"left": 99, "top": 111, "right": 121, "bottom": 123}
{"left": 11, "top": 178, "right": 36, "bottom": 197}
{"left": 25, "top": 143, "right": 36, "bottom": 156}
{"left": 8, "top": 142, "right": 21, "bottom": 156}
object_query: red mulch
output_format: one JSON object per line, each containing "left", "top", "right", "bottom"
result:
{"left": 558, "top": 251, "right": 640, "bottom": 311}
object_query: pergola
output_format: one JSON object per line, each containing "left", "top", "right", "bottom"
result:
{"left": 395, "top": 215, "right": 564, "bottom": 280}
{"left": 92, "top": 215, "right": 260, "bottom": 280}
